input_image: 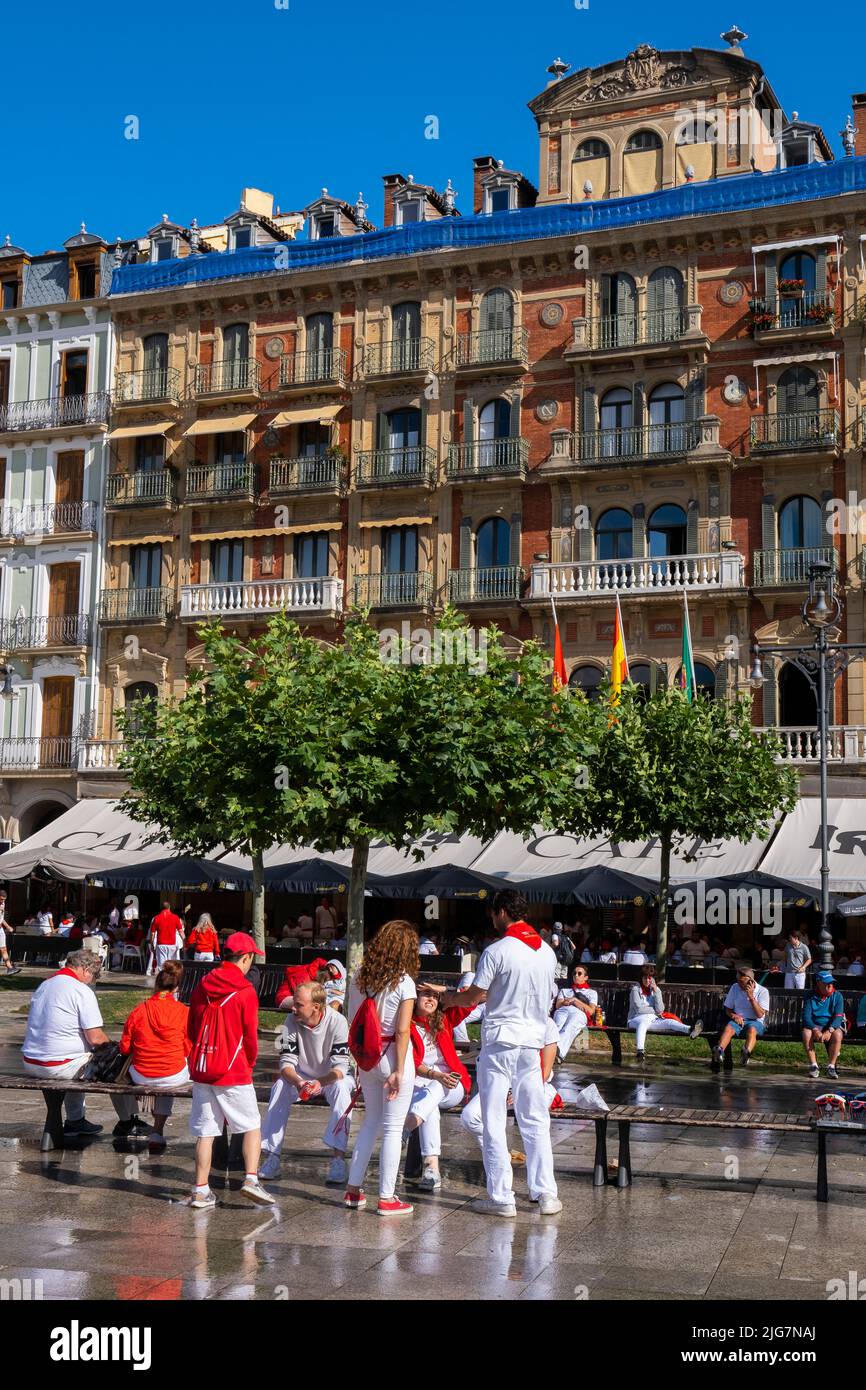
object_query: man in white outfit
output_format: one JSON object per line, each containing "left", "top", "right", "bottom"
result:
{"left": 439, "top": 889, "right": 561, "bottom": 1218}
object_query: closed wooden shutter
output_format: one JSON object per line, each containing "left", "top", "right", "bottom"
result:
{"left": 41, "top": 676, "right": 75, "bottom": 766}
{"left": 48, "top": 563, "right": 80, "bottom": 617}
{"left": 55, "top": 452, "right": 84, "bottom": 504}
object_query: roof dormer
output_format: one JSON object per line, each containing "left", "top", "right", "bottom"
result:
{"left": 304, "top": 189, "right": 375, "bottom": 241}
{"left": 473, "top": 156, "right": 538, "bottom": 214}
{"left": 776, "top": 114, "right": 833, "bottom": 169}
{"left": 383, "top": 174, "right": 460, "bottom": 228}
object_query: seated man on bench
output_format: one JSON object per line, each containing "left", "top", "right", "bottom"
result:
{"left": 802, "top": 970, "right": 846, "bottom": 1081}
{"left": 714, "top": 966, "right": 769, "bottom": 1068}
{"left": 21, "top": 948, "right": 111, "bottom": 1137}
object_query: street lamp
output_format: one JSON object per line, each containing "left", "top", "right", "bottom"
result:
{"left": 750, "top": 561, "right": 865, "bottom": 969}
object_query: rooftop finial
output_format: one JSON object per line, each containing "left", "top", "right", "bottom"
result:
{"left": 720, "top": 24, "right": 747, "bottom": 51}
{"left": 162, "top": 212, "right": 169, "bottom": 224}
{"left": 841, "top": 114, "right": 858, "bottom": 156}
{"left": 3, "top": 235, "right": 10, "bottom": 247}
{"left": 321, "top": 187, "right": 328, "bottom": 197}
{"left": 354, "top": 191, "right": 368, "bottom": 223}
{"left": 442, "top": 178, "right": 457, "bottom": 212}
{"left": 547, "top": 56, "right": 570, "bottom": 81}
{"left": 80, "top": 221, "right": 86, "bottom": 234}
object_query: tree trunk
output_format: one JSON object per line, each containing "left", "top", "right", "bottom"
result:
{"left": 656, "top": 831, "right": 672, "bottom": 982}
{"left": 347, "top": 838, "right": 369, "bottom": 982}
{"left": 251, "top": 848, "right": 265, "bottom": 954}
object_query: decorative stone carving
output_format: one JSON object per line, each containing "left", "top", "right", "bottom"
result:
{"left": 540, "top": 302, "right": 564, "bottom": 327}
{"left": 264, "top": 336, "right": 284, "bottom": 359}
{"left": 536, "top": 400, "right": 559, "bottom": 423}
{"left": 580, "top": 45, "right": 703, "bottom": 102}
{"left": 719, "top": 280, "right": 746, "bottom": 305}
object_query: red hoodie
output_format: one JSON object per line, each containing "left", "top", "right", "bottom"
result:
{"left": 187, "top": 962, "right": 259, "bottom": 1086}
{"left": 275, "top": 957, "right": 329, "bottom": 1008}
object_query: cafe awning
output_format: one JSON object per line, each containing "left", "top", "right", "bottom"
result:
{"left": 269, "top": 405, "right": 342, "bottom": 428}
{"left": 107, "top": 420, "right": 174, "bottom": 440}
{"left": 757, "top": 798, "right": 866, "bottom": 893}
{"left": 183, "top": 413, "right": 257, "bottom": 437}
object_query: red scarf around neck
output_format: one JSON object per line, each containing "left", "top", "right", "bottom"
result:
{"left": 505, "top": 921, "right": 543, "bottom": 951}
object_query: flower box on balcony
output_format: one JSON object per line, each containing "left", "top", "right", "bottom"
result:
{"left": 748, "top": 311, "right": 776, "bottom": 334}
{"left": 777, "top": 279, "right": 805, "bottom": 294}
{"left": 804, "top": 303, "right": 835, "bottom": 324}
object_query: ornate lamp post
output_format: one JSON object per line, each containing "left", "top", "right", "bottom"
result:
{"left": 750, "top": 561, "right": 866, "bottom": 968}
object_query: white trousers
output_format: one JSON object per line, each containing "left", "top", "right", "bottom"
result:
{"left": 784, "top": 971, "right": 806, "bottom": 990}
{"left": 154, "top": 944, "right": 180, "bottom": 972}
{"left": 23, "top": 1054, "right": 90, "bottom": 1122}
{"left": 407, "top": 1079, "right": 466, "bottom": 1157}
{"left": 261, "top": 1072, "right": 356, "bottom": 1155}
{"left": 552, "top": 1005, "right": 589, "bottom": 1059}
{"left": 477, "top": 1043, "right": 556, "bottom": 1205}
{"left": 194, "top": 952, "right": 214, "bottom": 962}
{"left": 462, "top": 1081, "right": 556, "bottom": 1146}
{"left": 347, "top": 1044, "right": 415, "bottom": 1200}
{"left": 628, "top": 1014, "right": 690, "bottom": 1051}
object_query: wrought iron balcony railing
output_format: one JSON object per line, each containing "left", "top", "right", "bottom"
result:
{"left": 750, "top": 290, "right": 836, "bottom": 333}
{"left": 181, "top": 577, "right": 343, "bottom": 619}
{"left": 98, "top": 587, "right": 174, "bottom": 623}
{"left": 106, "top": 470, "right": 173, "bottom": 507}
{"left": 0, "top": 393, "right": 111, "bottom": 433}
{"left": 353, "top": 572, "right": 433, "bottom": 608}
{"left": 279, "top": 348, "right": 347, "bottom": 388}
{"left": 0, "top": 614, "right": 91, "bottom": 650}
{"left": 191, "top": 359, "right": 260, "bottom": 397}
{"left": 448, "top": 566, "right": 523, "bottom": 602}
{"left": 752, "top": 546, "right": 838, "bottom": 586}
{"left": 185, "top": 461, "right": 256, "bottom": 500}
{"left": 454, "top": 328, "right": 528, "bottom": 368}
{"left": 114, "top": 368, "right": 181, "bottom": 404}
{"left": 446, "top": 437, "right": 529, "bottom": 480}
{"left": 750, "top": 410, "right": 839, "bottom": 451}
{"left": 359, "top": 338, "right": 435, "bottom": 377}
{"left": 355, "top": 446, "right": 436, "bottom": 487}
{"left": 530, "top": 553, "right": 744, "bottom": 600}
{"left": 0, "top": 737, "right": 79, "bottom": 771}
{"left": 571, "top": 306, "right": 698, "bottom": 352}
{"left": 564, "top": 420, "right": 701, "bottom": 464}
{"left": 0, "top": 502, "right": 98, "bottom": 536}
{"left": 268, "top": 455, "right": 343, "bottom": 495}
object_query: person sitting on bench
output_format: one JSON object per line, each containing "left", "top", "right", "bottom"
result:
{"left": 802, "top": 971, "right": 846, "bottom": 1081}
{"left": 115, "top": 959, "right": 192, "bottom": 1146}
{"left": 274, "top": 957, "right": 330, "bottom": 1010}
{"left": 628, "top": 964, "right": 703, "bottom": 1062}
{"left": 21, "top": 949, "right": 111, "bottom": 1137}
{"left": 551, "top": 963, "right": 598, "bottom": 1060}
{"left": 715, "top": 967, "right": 769, "bottom": 1067}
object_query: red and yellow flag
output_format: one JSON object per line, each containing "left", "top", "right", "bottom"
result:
{"left": 610, "top": 593, "right": 629, "bottom": 707}
{"left": 551, "top": 597, "right": 568, "bottom": 691}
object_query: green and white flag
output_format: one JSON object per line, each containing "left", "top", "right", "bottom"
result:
{"left": 680, "top": 592, "right": 696, "bottom": 701}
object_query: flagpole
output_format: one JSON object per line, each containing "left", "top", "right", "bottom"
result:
{"left": 683, "top": 591, "right": 696, "bottom": 699}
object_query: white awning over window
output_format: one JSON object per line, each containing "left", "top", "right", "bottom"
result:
{"left": 184, "top": 413, "right": 257, "bottom": 437}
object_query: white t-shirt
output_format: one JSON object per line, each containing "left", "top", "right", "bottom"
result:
{"left": 622, "top": 949, "right": 648, "bottom": 965}
{"left": 543, "top": 1017, "right": 559, "bottom": 1049}
{"left": 421, "top": 1028, "right": 447, "bottom": 1071}
{"left": 298, "top": 913, "right": 314, "bottom": 934}
{"left": 108, "top": 908, "right": 120, "bottom": 929}
{"left": 682, "top": 938, "right": 710, "bottom": 961}
{"left": 597, "top": 950, "right": 617, "bottom": 965}
{"left": 315, "top": 905, "right": 336, "bottom": 935}
{"left": 37, "top": 911, "right": 54, "bottom": 935}
{"left": 723, "top": 980, "right": 770, "bottom": 1022}
{"left": 418, "top": 938, "right": 439, "bottom": 955}
{"left": 0, "top": 926, "right": 6, "bottom": 951}
{"left": 474, "top": 934, "right": 557, "bottom": 1049}
{"left": 347, "top": 971, "right": 417, "bottom": 1037}
{"left": 555, "top": 983, "right": 599, "bottom": 1011}
{"left": 23, "top": 973, "right": 103, "bottom": 1061}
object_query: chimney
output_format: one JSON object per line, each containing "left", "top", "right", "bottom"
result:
{"left": 382, "top": 174, "right": 407, "bottom": 228}
{"left": 853, "top": 95, "right": 866, "bottom": 157}
{"left": 473, "top": 156, "right": 497, "bottom": 213}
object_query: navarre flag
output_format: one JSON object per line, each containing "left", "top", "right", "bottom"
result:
{"left": 680, "top": 592, "right": 697, "bottom": 701}
{"left": 610, "top": 593, "right": 629, "bottom": 706}
{"left": 551, "top": 597, "right": 567, "bottom": 691}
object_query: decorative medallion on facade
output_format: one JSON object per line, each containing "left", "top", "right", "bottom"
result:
{"left": 264, "top": 336, "right": 284, "bottom": 359}
{"left": 719, "top": 280, "right": 746, "bottom": 305}
{"left": 540, "top": 302, "right": 564, "bottom": 326}
{"left": 580, "top": 45, "right": 702, "bottom": 102}
{"left": 536, "top": 400, "right": 560, "bottom": 422}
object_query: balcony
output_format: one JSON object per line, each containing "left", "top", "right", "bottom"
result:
{"left": 0, "top": 393, "right": 111, "bottom": 435}
{"left": 355, "top": 446, "right": 436, "bottom": 488}
{"left": 106, "top": 470, "right": 173, "bottom": 508}
{"left": 454, "top": 328, "right": 529, "bottom": 371}
{"left": 750, "top": 410, "right": 839, "bottom": 453}
{"left": 353, "top": 572, "right": 433, "bottom": 609}
{"left": 0, "top": 614, "right": 91, "bottom": 651}
{"left": 529, "top": 553, "right": 744, "bottom": 601}
{"left": 0, "top": 502, "right": 98, "bottom": 537}
{"left": 279, "top": 349, "right": 347, "bottom": 390}
{"left": 191, "top": 359, "right": 260, "bottom": 399}
{"left": 359, "top": 339, "right": 436, "bottom": 379}
{"left": 449, "top": 566, "right": 523, "bottom": 602}
{"left": 566, "top": 306, "right": 705, "bottom": 359}
{"left": 180, "top": 577, "right": 343, "bottom": 620}
{"left": 752, "top": 546, "right": 837, "bottom": 587}
{"left": 185, "top": 461, "right": 256, "bottom": 502}
{"left": 0, "top": 737, "right": 79, "bottom": 771}
{"left": 446, "top": 437, "right": 528, "bottom": 482}
{"left": 268, "top": 455, "right": 343, "bottom": 497}
{"left": 551, "top": 420, "right": 701, "bottom": 469}
{"left": 98, "top": 587, "right": 174, "bottom": 624}
{"left": 114, "top": 368, "right": 181, "bottom": 406}
{"left": 759, "top": 726, "right": 866, "bottom": 764}
{"left": 749, "top": 291, "right": 836, "bottom": 341}
{"left": 78, "top": 740, "right": 125, "bottom": 772}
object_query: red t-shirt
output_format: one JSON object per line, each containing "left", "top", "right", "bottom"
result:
{"left": 151, "top": 910, "right": 184, "bottom": 946}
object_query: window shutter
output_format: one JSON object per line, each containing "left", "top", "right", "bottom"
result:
{"left": 715, "top": 658, "right": 729, "bottom": 702}
{"left": 631, "top": 502, "right": 646, "bottom": 557}
{"left": 463, "top": 399, "right": 475, "bottom": 447}
{"left": 816, "top": 247, "right": 828, "bottom": 293}
{"left": 764, "top": 253, "right": 777, "bottom": 304}
{"left": 761, "top": 494, "right": 776, "bottom": 550}
{"left": 686, "top": 500, "right": 699, "bottom": 554}
{"left": 509, "top": 512, "right": 521, "bottom": 568}
{"left": 632, "top": 383, "right": 645, "bottom": 432}
{"left": 376, "top": 411, "right": 389, "bottom": 452}
{"left": 459, "top": 517, "right": 473, "bottom": 569}
{"left": 761, "top": 656, "right": 777, "bottom": 727}
{"left": 601, "top": 274, "right": 614, "bottom": 319}
{"left": 577, "top": 505, "right": 593, "bottom": 561}
{"left": 581, "top": 385, "right": 597, "bottom": 460}
{"left": 508, "top": 394, "right": 521, "bottom": 439}
{"left": 686, "top": 370, "right": 705, "bottom": 421}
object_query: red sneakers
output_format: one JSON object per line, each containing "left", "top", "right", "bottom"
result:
{"left": 377, "top": 1197, "right": 414, "bottom": 1217}
{"left": 343, "top": 1189, "right": 367, "bottom": 1211}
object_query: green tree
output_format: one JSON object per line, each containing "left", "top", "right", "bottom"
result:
{"left": 574, "top": 684, "right": 799, "bottom": 977}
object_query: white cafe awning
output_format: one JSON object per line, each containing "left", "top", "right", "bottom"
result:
{"left": 269, "top": 405, "right": 342, "bottom": 428}
{"left": 183, "top": 413, "right": 257, "bottom": 437}
{"left": 470, "top": 826, "right": 774, "bottom": 882}
{"left": 758, "top": 798, "right": 866, "bottom": 893}
{"left": 0, "top": 800, "right": 176, "bottom": 881}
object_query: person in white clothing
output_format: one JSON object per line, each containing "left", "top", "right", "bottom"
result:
{"left": 0, "top": 914, "right": 21, "bottom": 976}
{"left": 314, "top": 896, "right": 337, "bottom": 941}
{"left": 628, "top": 964, "right": 703, "bottom": 1061}
{"left": 783, "top": 929, "right": 812, "bottom": 989}
{"left": 259, "top": 981, "right": 355, "bottom": 1185}
{"left": 403, "top": 985, "right": 472, "bottom": 1191}
{"left": 714, "top": 967, "right": 771, "bottom": 1066}
{"left": 439, "top": 889, "right": 561, "bottom": 1218}
{"left": 461, "top": 1016, "right": 561, "bottom": 1159}
{"left": 417, "top": 934, "right": 439, "bottom": 956}
{"left": 344, "top": 919, "right": 418, "bottom": 1217}
{"left": 451, "top": 969, "right": 485, "bottom": 1044}
{"left": 622, "top": 938, "right": 649, "bottom": 966}
{"left": 21, "top": 949, "right": 111, "bottom": 1134}
{"left": 36, "top": 904, "right": 55, "bottom": 936}
{"left": 551, "top": 962, "right": 598, "bottom": 1060}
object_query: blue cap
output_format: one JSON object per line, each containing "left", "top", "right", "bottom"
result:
{"left": 816, "top": 970, "right": 835, "bottom": 984}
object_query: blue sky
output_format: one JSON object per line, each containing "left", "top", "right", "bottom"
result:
{"left": 3, "top": 0, "right": 860, "bottom": 252}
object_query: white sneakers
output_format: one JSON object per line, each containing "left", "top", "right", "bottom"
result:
{"left": 418, "top": 1165, "right": 442, "bottom": 1192}
{"left": 538, "top": 1195, "right": 563, "bottom": 1216}
{"left": 258, "top": 1151, "right": 281, "bottom": 1181}
{"left": 241, "top": 1175, "right": 276, "bottom": 1206}
{"left": 470, "top": 1197, "right": 517, "bottom": 1218}
{"left": 187, "top": 1188, "right": 217, "bottom": 1210}
{"left": 326, "top": 1156, "right": 348, "bottom": 1186}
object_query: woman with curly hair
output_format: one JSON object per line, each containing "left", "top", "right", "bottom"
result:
{"left": 344, "top": 919, "right": 419, "bottom": 1216}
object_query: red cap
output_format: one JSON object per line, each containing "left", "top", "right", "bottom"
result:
{"left": 223, "top": 931, "right": 265, "bottom": 957}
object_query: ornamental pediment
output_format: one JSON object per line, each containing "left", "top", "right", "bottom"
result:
{"left": 530, "top": 44, "right": 755, "bottom": 116}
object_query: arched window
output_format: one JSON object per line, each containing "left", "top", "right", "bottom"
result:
{"left": 629, "top": 662, "right": 667, "bottom": 700}
{"left": 778, "top": 366, "right": 819, "bottom": 418}
{"left": 623, "top": 131, "right": 663, "bottom": 195}
{"left": 779, "top": 496, "right": 822, "bottom": 550}
{"left": 572, "top": 139, "right": 610, "bottom": 200}
{"left": 778, "top": 252, "right": 817, "bottom": 327}
{"left": 478, "top": 399, "right": 512, "bottom": 468}
{"left": 647, "top": 382, "right": 686, "bottom": 453}
{"left": 779, "top": 662, "right": 817, "bottom": 727}
{"left": 222, "top": 323, "right": 250, "bottom": 390}
{"left": 595, "top": 509, "right": 633, "bottom": 587}
{"left": 599, "top": 387, "right": 633, "bottom": 458}
{"left": 476, "top": 517, "right": 511, "bottom": 569}
{"left": 479, "top": 289, "right": 514, "bottom": 362}
{"left": 391, "top": 302, "right": 421, "bottom": 371}
{"left": 676, "top": 119, "right": 714, "bottom": 144}
{"left": 648, "top": 503, "right": 688, "bottom": 558}
{"left": 647, "top": 267, "right": 685, "bottom": 341}
{"left": 599, "top": 273, "right": 636, "bottom": 347}
{"left": 779, "top": 251, "right": 816, "bottom": 291}
{"left": 569, "top": 664, "right": 603, "bottom": 701}
{"left": 142, "top": 333, "right": 168, "bottom": 397}
{"left": 675, "top": 119, "right": 715, "bottom": 183}
{"left": 124, "top": 681, "right": 158, "bottom": 736}
{"left": 675, "top": 661, "right": 717, "bottom": 698}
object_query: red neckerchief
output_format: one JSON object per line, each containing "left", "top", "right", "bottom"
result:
{"left": 56, "top": 968, "right": 81, "bottom": 980}
{"left": 505, "top": 921, "right": 543, "bottom": 951}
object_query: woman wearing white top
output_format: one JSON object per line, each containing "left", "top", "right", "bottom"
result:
{"left": 345, "top": 919, "right": 419, "bottom": 1217}
{"left": 552, "top": 963, "right": 598, "bottom": 1060}
{"left": 628, "top": 964, "right": 703, "bottom": 1061}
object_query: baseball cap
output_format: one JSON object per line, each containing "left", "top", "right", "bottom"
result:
{"left": 816, "top": 970, "right": 835, "bottom": 983}
{"left": 224, "top": 931, "right": 265, "bottom": 957}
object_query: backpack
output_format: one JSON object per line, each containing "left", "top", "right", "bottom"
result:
{"left": 348, "top": 996, "right": 386, "bottom": 1072}
{"left": 189, "top": 991, "right": 244, "bottom": 1083}
{"left": 556, "top": 935, "right": 575, "bottom": 969}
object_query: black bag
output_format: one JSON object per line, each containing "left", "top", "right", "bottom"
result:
{"left": 556, "top": 935, "right": 575, "bottom": 969}
{"left": 75, "top": 1042, "right": 127, "bottom": 1084}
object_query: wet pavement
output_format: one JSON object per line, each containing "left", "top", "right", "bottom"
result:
{"left": 2, "top": 977, "right": 866, "bottom": 1301}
